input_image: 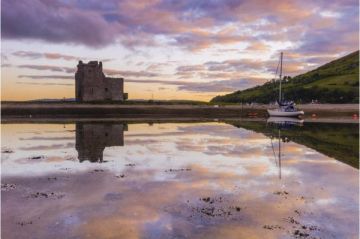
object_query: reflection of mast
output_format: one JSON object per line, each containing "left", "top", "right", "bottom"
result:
{"left": 278, "top": 129, "right": 281, "bottom": 179}
{"left": 270, "top": 129, "right": 282, "bottom": 180}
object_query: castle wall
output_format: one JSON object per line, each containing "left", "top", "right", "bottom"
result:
{"left": 104, "top": 77, "right": 124, "bottom": 101}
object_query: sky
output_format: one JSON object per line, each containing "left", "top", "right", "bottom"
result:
{"left": 1, "top": 0, "right": 359, "bottom": 101}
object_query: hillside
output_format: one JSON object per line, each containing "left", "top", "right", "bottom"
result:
{"left": 211, "top": 50, "right": 359, "bottom": 104}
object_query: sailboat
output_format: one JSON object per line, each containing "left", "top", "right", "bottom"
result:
{"left": 267, "top": 52, "right": 304, "bottom": 117}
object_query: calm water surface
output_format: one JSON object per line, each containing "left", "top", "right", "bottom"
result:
{"left": 1, "top": 121, "right": 359, "bottom": 239}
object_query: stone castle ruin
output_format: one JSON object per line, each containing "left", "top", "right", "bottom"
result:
{"left": 75, "top": 61, "right": 127, "bottom": 102}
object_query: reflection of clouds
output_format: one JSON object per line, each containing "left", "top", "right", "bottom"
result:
{"left": 19, "top": 143, "right": 75, "bottom": 151}
{"left": 1, "top": 122, "right": 358, "bottom": 239}
{"left": 19, "top": 136, "right": 74, "bottom": 141}
{"left": 3, "top": 162, "right": 358, "bottom": 239}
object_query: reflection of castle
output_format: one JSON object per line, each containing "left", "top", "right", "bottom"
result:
{"left": 75, "top": 123, "right": 127, "bottom": 163}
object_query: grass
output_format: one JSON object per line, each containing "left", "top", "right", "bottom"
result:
{"left": 212, "top": 50, "right": 359, "bottom": 103}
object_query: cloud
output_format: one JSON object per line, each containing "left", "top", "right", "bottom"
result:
{"left": 19, "top": 142, "right": 75, "bottom": 150}
{"left": 16, "top": 64, "right": 160, "bottom": 78}
{"left": 2, "top": 0, "right": 120, "bottom": 47}
{"left": 2, "top": 0, "right": 357, "bottom": 54}
{"left": 18, "top": 65, "right": 75, "bottom": 73}
{"left": 13, "top": 51, "right": 79, "bottom": 61}
{"left": 16, "top": 81, "right": 73, "bottom": 86}
{"left": 16, "top": 73, "right": 264, "bottom": 92}
{"left": 3, "top": 0, "right": 358, "bottom": 98}
{"left": 245, "top": 42, "right": 270, "bottom": 52}
{"left": 19, "top": 136, "right": 74, "bottom": 140}
{"left": 176, "top": 65, "right": 205, "bottom": 73}
{"left": 104, "top": 69, "right": 160, "bottom": 78}
{"left": 18, "top": 75, "right": 73, "bottom": 80}
{"left": 126, "top": 78, "right": 264, "bottom": 92}
{"left": 13, "top": 51, "right": 113, "bottom": 62}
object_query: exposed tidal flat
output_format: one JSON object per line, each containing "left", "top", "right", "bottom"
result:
{"left": 1, "top": 119, "right": 358, "bottom": 239}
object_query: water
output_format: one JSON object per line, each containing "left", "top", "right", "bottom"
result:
{"left": 1, "top": 120, "right": 359, "bottom": 239}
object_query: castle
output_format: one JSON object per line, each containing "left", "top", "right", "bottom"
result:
{"left": 75, "top": 61, "right": 127, "bottom": 102}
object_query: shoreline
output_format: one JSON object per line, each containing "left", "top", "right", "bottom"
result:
{"left": 1, "top": 117, "right": 358, "bottom": 124}
{"left": 1, "top": 102, "right": 359, "bottom": 119}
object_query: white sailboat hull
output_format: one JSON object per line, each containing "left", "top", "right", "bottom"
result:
{"left": 267, "top": 109, "right": 304, "bottom": 117}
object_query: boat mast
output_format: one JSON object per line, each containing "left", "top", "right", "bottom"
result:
{"left": 279, "top": 52, "right": 283, "bottom": 102}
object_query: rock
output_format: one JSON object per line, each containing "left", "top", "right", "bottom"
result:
{"left": 274, "top": 191, "right": 289, "bottom": 196}
{"left": 2, "top": 149, "right": 13, "bottom": 153}
{"left": 293, "top": 229, "right": 309, "bottom": 237}
{"left": 29, "top": 192, "right": 64, "bottom": 199}
{"left": 16, "top": 221, "right": 32, "bottom": 226}
{"left": 125, "top": 163, "right": 136, "bottom": 167}
{"left": 165, "top": 168, "right": 191, "bottom": 172}
{"left": 1, "top": 183, "right": 16, "bottom": 191}
{"left": 263, "top": 225, "right": 283, "bottom": 230}
{"left": 30, "top": 156, "right": 43, "bottom": 160}
{"left": 92, "top": 169, "right": 104, "bottom": 172}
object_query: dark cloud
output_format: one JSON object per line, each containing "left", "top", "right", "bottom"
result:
{"left": 2, "top": 0, "right": 120, "bottom": 47}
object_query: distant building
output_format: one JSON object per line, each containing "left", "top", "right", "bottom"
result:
{"left": 75, "top": 122, "right": 127, "bottom": 163}
{"left": 75, "top": 61, "right": 128, "bottom": 102}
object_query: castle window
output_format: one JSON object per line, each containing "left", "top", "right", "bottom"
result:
{"left": 105, "top": 88, "right": 108, "bottom": 92}
{"left": 91, "top": 88, "right": 94, "bottom": 94}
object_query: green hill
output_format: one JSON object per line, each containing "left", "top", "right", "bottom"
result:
{"left": 211, "top": 50, "right": 359, "bottom": 104}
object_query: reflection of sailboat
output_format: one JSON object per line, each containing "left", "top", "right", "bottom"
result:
{"left": 267, "top": 117, "right": 304, "bottom": 127}
{"left": 267, "top": 52, "right": 304, "bottom": 118}
{"left": 75, "top": 122, "right": 127, "bottom": 163}
{"left": 267, "top": 119, "right": 302, "bottom": 179}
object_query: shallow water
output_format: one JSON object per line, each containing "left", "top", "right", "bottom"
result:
{"left": 1, "top": 120, "right": 359, "bottom": 239}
